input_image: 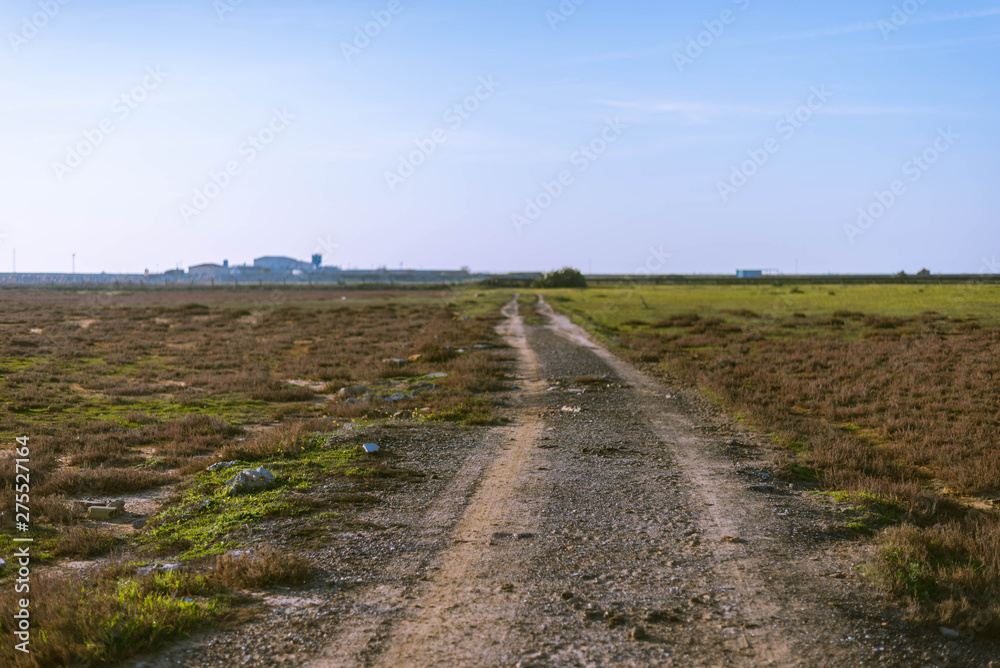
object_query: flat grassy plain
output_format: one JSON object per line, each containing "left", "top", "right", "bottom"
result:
{"left": 542, "top": 282, "right": 1000, "bottom": 639}
{"left": 0, "top": 287, "right": 512, "bottom": 665}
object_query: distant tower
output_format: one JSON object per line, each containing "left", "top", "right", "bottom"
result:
{"left": 311, "top": 254, "right": 322, "bottom": 270}
{"left": 223, "top": 259, "right": 229, "bottom": 268}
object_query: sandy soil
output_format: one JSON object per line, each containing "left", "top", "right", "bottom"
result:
{"left": 128, "top": 296, "right": 997, "bottom": 667}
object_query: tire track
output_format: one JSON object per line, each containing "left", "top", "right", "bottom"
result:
{"left": 535, "top": 296, "right": 798, "bottom": 665}
{"left": 324, "top": 297, "right": 548, "bottom": 667}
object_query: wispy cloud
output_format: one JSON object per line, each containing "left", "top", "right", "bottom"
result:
{"left": 759, "top": 7, "right": 1000, "bottom": 42}
{"left": 876, "top": 31, "right": 1000, "bottom": 52}
{"left": 926, "top": 7, "right": 1000, "bottom": 22}
{"left": 550, "top": 45, "right": 671, "bottom": 67}
{"left": 596, "top": 99, "right": 950, "bottom": 121}
{"left": 548, "top": 7, "right": 1000, "bottom": 67}
{"left": 596, "top": 99, "right": 725, "bottom": 123}
{"left": 821, "top": 105, "right": 951, "bottom": 116}
{"left": 767, "top": 21, "right": 879, "bottom": 41}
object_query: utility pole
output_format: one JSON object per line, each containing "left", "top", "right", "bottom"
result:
{"left": 12, "top": 249, "right": 15, "bottom": 273}
{"left": 72, "top": 253, "right": 76, "bottom": 274}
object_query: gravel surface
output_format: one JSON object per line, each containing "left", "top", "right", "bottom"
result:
{"left": 127, "top": 297, "right": 998, "bottom": 667}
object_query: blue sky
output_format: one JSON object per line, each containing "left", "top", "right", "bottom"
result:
{"left": 1, "top": 0, "right": 998, "bottom": 274}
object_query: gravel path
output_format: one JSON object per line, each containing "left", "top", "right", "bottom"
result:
{"left": 130, "top": 296, "right": 996, "bottom": 667}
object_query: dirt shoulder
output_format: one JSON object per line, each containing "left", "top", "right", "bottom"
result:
{"left": 133, "top": 296, "right": 995, "bottom": 667}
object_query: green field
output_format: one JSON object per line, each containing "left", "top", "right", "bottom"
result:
{"left": 541, "top": 283, "right": 1000, "bottom": 327}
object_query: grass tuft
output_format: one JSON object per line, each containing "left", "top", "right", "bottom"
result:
{"left": 55, "top": 526, "right": 115, "bottom": 558}
{"left": 216, "top": 545, "right": 312, "bottom": 588}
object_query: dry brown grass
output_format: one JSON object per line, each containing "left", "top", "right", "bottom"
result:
{"left": 38, "top": 466, "right": 178, "bottom": 496}
{"left": 216, "top": 545, "right": 312, "bottom": 588}
{"left": 151, "top": 414, "right": 246, "bottom": 466}
{"left": 55, "top": 526, "right": 115, "bottom": 558}
{"left": 216, "top": 420, "right": 329, "bottom": 462}
{"left": 614, "top": 311, "right": 1000, "bottom": 636}
{"left": 33, "top": 494, "right": 82, "bottom": 525}
{"left": 870, "top": 520, "right": 1000, "bottom": 637}
{"left": 0, "top": 287, "right": 511, "bottom": 660}
{"left": 440, "top": 352, "right": 509, "bottom": 394}
{"left": 0, "top": 289, "right": 506, "bottom": 504}
{"left": 622, "top": 314, "right": 1000, "bottom": 498}
{"left": 652, "top": 312, "right": 703, "bottom": 328}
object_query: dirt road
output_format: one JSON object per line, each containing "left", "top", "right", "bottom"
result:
{"left": 135, "top": 296, "right": 995, "bottom": 667}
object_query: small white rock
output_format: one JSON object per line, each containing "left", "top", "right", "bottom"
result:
{"left": 224, "top": 468, "right": 276, "bottom": 495}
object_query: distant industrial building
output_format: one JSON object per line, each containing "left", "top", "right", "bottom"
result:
{"left": 229, "top": 264, "right": 270, "bottom": 279}
{"left": 736, "top": 269, "right": 763, "bottom": 278}
{"left": 189, "top": 263, "right": 229, "bottom": 279}
{"left": 136, "top": 255, "right": 496, "bottom": 286}
{"left": 254, "top": 256, "right": 315, "bottom": 273}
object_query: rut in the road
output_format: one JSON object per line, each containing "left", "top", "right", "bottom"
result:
{"left": 369, "top": 298, "right": 550, "bottom": 666}
{"left": 534, "top": 298, "right": 797, "bottom": 663}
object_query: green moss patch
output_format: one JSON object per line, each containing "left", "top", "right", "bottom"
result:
{"left": 138, "top": 432, "right": 418, "bottom": 559}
